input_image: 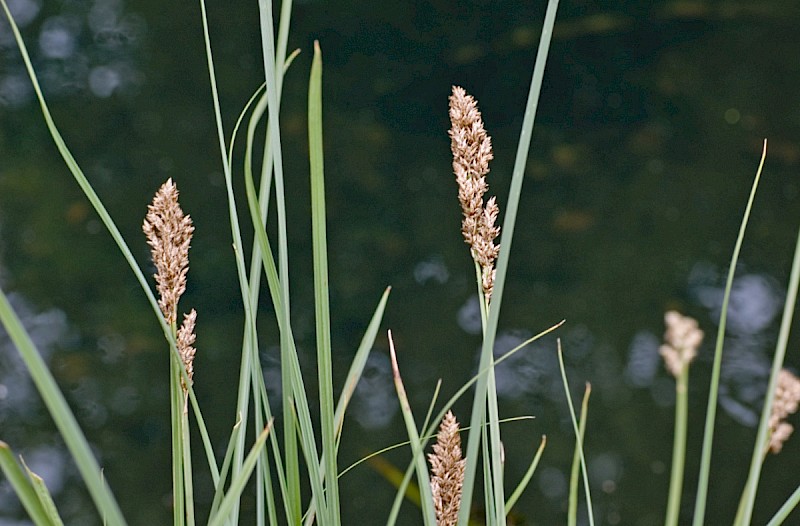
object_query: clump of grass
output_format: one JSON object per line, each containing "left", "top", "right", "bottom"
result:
{"left": 11, "top": 0, "right": 800, "bottom": 525}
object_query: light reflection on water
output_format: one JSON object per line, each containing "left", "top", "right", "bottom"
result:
{"left": 0, "top": 291, "right": 70, "bottom": 426}
{"left": 0, "top": 288, "right": 74, "bottom": 522}
{"left": 621, "top": 265, "right": 785, "bottom": 425}
{"left": 690, "top": 266, "right": 783, "bottom": 426}
{"left": 0, "top": 0, "right": 143, "bottom": 105}
{"left": 352, "top": 352, "right": 397, "bottom": 430}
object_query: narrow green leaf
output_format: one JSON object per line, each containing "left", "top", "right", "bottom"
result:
{"left": 505, "top": 436, "right": 546, "bottom": 512}
{"left": 208, "top": 423, "right": 273, "bottom": 526}
{"left": 0, "top": 288, "right": 126, "bottom": 525}
{"left": 0, "top": 442, "right": 51, "bottom": 525}
{"left": 558, "top": 341, "right": 594, "bottom": 526}
{"left": 388, "top": 331, "right": 437, "bottom": 526}
{"left": 346, "top": 416, "right": 533, "bottom": 483}
{"left": 335, "top": 287, "right": 392, "bottom": 442}
{"left": 305, "top": 287, "right": 392, "bottom": 526}
{"left": 693, "top": 141, "right": 768, "bottom": 526}
{"left": 170, "top": 355, "right": 186, "bottom": 526}
{"left": 20, "top": 457, "right": 64, "bottom": 526}
{"left": 188, "top": 387, "right": 220, "bottom": 486}
{"left": 738, "top": 146, "right": 798, "bottom": 526}
{"left": 209, "top": 417, "right": 242, "bottom": 520}
{"left": 766, "top": 484, "right": 800, "bottom": 526}
{"left": 481, "top": 424, "right": 495, "bottom": 525}
{"left": 309, "top": 40, "right": 341, "bottom": 525}
{"left": 568, "top": 384, "right": 592, "bottom": 526}
{"left": 181, "top": 408, "right": 195, "bottom": 526}
{"left": 381, "top": 380, "right": 443, "bottom": 526}
{"left": 255, "top": 0, "right": 306, "bottom": 517}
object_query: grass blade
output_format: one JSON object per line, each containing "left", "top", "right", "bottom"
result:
{"left": 208, "top": 423, "right": 273, "bottom": 526}
{"left": 505, "top": 435, "right": 546, "bottom": 512}
{"left": 558, "top": 340, "right": 594, "bottom": 526}
{"left": 305, "top": 287, "right": 392, "bottom": 526}
{"left": 692, "top": 140, "right": 768, "bottom": 525}
{"left": 170, "top": 356, "right": 186, "bottom": 526}
{"left": 766, "top": 484, "right": 800, "bottom": 526}
{"left": 0, "top": 442, "right": 51, "bottom": 525}
{"left": 208, "top": 418, "right": 243, "bottom": 520}
{"left": 738, "top": 199, "right": 800, "bottom": 525}
{"left": 388, "top": 331, "right": 437, "bottom": 526}
{"left": 568, "top": 384, "right": 591, "bottom": 526}
{"left": 20, "top": 456, "right": 64, "bottom": 526}
{"left": 255, "top": 0, "right": 306, "bottom": 517}
{"left": 335, "top": 287, "right": 392, "bottom": 442}
{"left": 0, "top": 289, "right": 126, "bottom": 525}
{"left": 308, "top": 40, "right": 341, "bottom": 524}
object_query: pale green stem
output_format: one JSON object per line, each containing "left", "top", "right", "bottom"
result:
{"left": 665, "top": 363, "right": 690, "bottom": 526}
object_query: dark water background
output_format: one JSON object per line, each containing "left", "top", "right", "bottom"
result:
{"left": 2, "top": 1, "right": 800, "bottom": 524}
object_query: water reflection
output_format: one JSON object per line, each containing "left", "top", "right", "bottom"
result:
{"left": 0, "top": 0, "right": 143, "bottom": 105}
{"left": 691, "top": 265, "right": 783, "bottom": 425}
{"left": 491, "top": 329, "right": 560, "bottom": 401}
{"left": 412, "top": 256, "right": 449, "bottom": 286}
{"left": 456, "top": 295, "right": 482, "bottom": 335}
{"left": 623, "top": 264, "right": 785, "bottom": 424}
{"left": 0, "top": 290, "right": 73, "bottom": 521}
{"left": 0, "top": 291, "right": 70, "bottom": 427}
{"left": 39, "top": 16, "right": 78, "bottom": 59}
{"left": 625, "top": 329, "right": 661, "bottom": 388}
{"left": 691, "top": 266, "right": 783, "bottom": 336}
{"left": 352, "top": 352, "right": 397, "bottom": 430}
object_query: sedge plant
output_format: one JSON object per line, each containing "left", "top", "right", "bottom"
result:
{"left": 4, "top": 0, "right": 800, "bottom": 525}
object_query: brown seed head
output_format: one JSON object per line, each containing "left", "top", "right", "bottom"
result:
{"left": 428, "top": 410, "right": 465, "bottom": 526}
{"left": 659, "top": 310, "right": 703, "bottom": 378}
{"left": 177, "top": 309, "right": 197, "bottom": 392}
{"left": 449, "top": 86, "right": 500, "bottom": 302}
{"left": 142, "top": 178, "right": 194, "bottom": 325}
{"left": 769, "top": 368, "right": 800, "bottom": 454}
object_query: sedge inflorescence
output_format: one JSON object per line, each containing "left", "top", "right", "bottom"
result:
{"left": 428, "top": 410, "right": 466, "bottom": 526}
{"left": 449, "top": 86, "right": 500, "bottom": 304}
{"left": 659, "top": 310, "right": 703, "bottom": 378}
{"left": 143, "top": 178, "right": 197, "bottom": 391}
{"left": 768, "top": 368, "right": 800, "bottom": 454}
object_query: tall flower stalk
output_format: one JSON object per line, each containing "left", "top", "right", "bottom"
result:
{"left": 143, "top": 178, "right": 197, "bottom": 525}
{"left": 660, "top": 311, "right": 703, "bottom": 526}
{"left": 448, "top": 85, "right": 507, "bottom": 525}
